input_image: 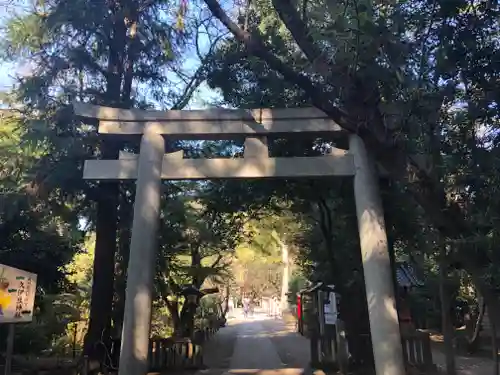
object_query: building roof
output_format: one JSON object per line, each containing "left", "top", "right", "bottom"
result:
{"left": 395, "top": 262, "right": 423, "bottom": 288}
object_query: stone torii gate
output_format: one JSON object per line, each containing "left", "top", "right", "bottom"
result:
{"left": 75, "top": 103, "right": 405, "bottom": 375}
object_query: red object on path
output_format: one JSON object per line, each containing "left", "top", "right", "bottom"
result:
{"left": 297, "top": 294, "right": 302, "bottom": 320}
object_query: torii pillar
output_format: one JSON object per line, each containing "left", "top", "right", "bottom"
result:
{"left": 350, "top": 134, "right": 405, "bottom": 375}
{"left": 119, "top": 125, "right": 164, "bottom": 375}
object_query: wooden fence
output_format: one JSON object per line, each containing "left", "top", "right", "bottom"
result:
{"left": 340, "top": 331, "right": 436, "bottom": 372}
{"left": 109, "top": 324, "right": 220, "bottom": 371}
{"left": 401, "top": 331, "right": 436, "bottom": 371}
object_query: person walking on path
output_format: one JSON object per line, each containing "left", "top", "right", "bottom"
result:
{"left": 243, "top": 296, "right": 250, "bottom": 318}
{"left": 228, "top": 297, "right": 234, "bottom": 318}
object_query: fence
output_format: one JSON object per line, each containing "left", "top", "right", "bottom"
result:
{"left": 401, "top": 331, "right": 436, "bottom": 371}
{"left": 110, "top": 338, "right": 203, "bottom": 371}
{"left": 339, "top": 331, "right": 435, "bottom": 372}
{"left": 109, "top": 322, "right": 220, "bottom": 371}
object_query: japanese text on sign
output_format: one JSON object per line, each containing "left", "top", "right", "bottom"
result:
{"left": 0, "top": 264, "right": 37, "bottom": 324}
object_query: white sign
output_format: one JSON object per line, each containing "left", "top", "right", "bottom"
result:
{"left": 0, "top": 264, "right": 37, "bottom": 324}
{"left": 324, "top": 291, "right": 338, "bottom": 325}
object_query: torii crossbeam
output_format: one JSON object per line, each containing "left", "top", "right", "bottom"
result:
{"left": 76, "top": 102, "right": 405, "bottom": 375}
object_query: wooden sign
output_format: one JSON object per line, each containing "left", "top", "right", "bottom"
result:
{"left": 0, "top": 264, "right": 37, "bottom": 324}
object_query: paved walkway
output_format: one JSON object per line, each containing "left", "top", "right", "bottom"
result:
{"left": 432, "top": 349, "right": 497, "bottom": 375}
{"left": 200, "top": 311, "right": 311, "bottom": 375}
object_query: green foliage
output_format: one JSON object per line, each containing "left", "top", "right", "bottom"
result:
{"left": 0, "top": 111, "right": 82, "bottom": 292}
{"left": 150, "top": 302, "right": 174, "bottom": 338}
{"left": 156, "top": 190, "right": 246, "bottom": 290}
{"left": 288, "top": 273, "right": 307, "bottom": 300}
{"left": 0, "top": 107, "right": 83, "bottom": 351}
{"left": 229, "top": 210, "right": 303, "bottom": 299}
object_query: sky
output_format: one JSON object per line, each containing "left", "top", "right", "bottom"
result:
{"left": 0, "top": 0, "right": 30, "bottom": 90}
{"left": 0, "top": 62, "right": 15, "bottom": 91}
{"left": 0, "top": 10, "right": 15, "bottom": 92}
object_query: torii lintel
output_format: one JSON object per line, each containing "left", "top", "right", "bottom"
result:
{"left": 73, "top": 102, "right": 346, "bottom": 138}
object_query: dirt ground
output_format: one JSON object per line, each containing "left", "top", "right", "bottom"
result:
{"left": 430, "top": 334, "right": 498, "bottom": 375}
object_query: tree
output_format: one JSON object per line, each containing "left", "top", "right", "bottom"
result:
{"left": 201, "top": 0, "right": 500, "bottom": 340}
{"left": 0, "top": 109, "right": 84, "bottom": 356}
{"left": 0, "top": 110, "right": 81, "bottom": 292}
{"left": 155, "top": 184, "right": 249, "bottom": 337}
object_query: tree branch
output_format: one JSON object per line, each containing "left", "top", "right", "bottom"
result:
{"left": 171, "top": 25, "right": 226, "bottom": 110}
{"left": 271, "top": 0, "right": 331, "bottom": 75}
{"left": 202, "top": 0, "right": 351, "bottom": 131}
{"left": 211, "top": 253, "right": 224, "bottom": 268}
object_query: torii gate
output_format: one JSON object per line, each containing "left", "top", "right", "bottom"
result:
{"left": 76, "top": 103, "right": 405, "bottom": 375}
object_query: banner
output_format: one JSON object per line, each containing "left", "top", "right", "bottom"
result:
{"left": 0, "top": 264, "right": 37, "bottom": 324}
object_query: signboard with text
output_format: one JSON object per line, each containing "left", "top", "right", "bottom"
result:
{"left": 0, "top": 264, "right": 37, "bottom": 324}
{"left": 324, "top": 291, "right": 338, "bottom": 325}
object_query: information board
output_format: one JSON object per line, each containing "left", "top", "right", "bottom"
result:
{"left": 0, "top": 264, "right": 37, "bottom": 324}
{"left": 324, "top": 291, "right": 338, "bottom": 325}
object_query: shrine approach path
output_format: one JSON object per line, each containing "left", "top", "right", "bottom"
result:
{"left": 198, "top": 309, "right": 312, "bottom": 375}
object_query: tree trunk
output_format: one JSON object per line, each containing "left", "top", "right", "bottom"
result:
{"left": 339, "top": 282, "right": 374, "bottom": 369}
{"left": 83, "top": 149, "right": 119, "bottom": 369}
{"left": 467, "top": 296, "right": 485, "bottom": 349}
{"left": 439, "top": 251, "right": 456, "bottom": 375}
{"left": 179, "top": 246, "right": 203, "bottom": 337}
{"left": 83, "top": 8, "right": 128, "bottom": 371}
{"left": 179, "top": 302, "right": 197, "bottom": 338}
{"left": 165, "top": 300, "right": 182, "bottom": 336}
{"left": 112, "top": 186, "right": 132, "bottom": 338}
{"left": 492, "top": 315, "right": 499, "bottom": 375}
{"left": 280, "top": 241, "right": 289, "bottom": 311}
{"left": 191, "top": 246, "right": 202, "bottom": 288}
